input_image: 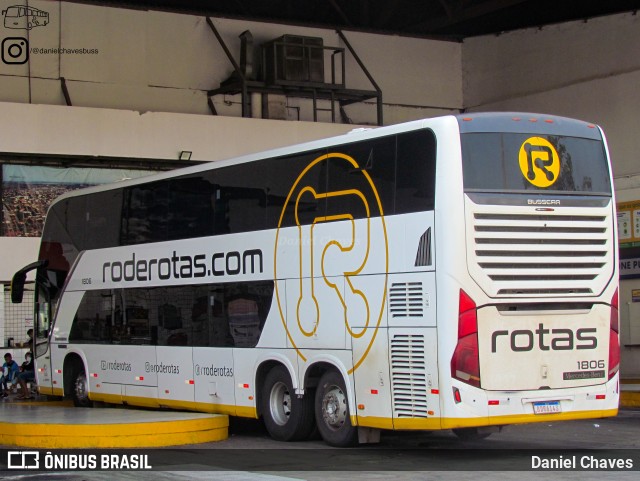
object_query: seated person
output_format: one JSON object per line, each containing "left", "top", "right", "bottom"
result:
{"left": 17, "top": 352, "right": 35, "bottom": 400}
{"left": 1, "top": 353, "right": 19, "bottom": 397}
{"left": 17, "top": 329, "right": 33, "bottom": 349}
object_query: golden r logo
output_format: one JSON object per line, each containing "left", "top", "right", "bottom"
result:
{"left": 519, "top": 137, "right": 560, "bottom": 188}
{"left": 274, "top": 152, "right": 388, "bottom": 374}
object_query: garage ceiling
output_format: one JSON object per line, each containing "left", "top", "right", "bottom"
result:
{"left": 81, "top": 0, "right": 640, "bottom": 40}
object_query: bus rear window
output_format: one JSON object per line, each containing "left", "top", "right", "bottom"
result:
{"left": 461, "top": 133, "right": 611, "bottom": 195}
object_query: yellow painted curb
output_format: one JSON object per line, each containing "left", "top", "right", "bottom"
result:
{"left": 620, "top": 391, "right": 640, "bottom": 408}
{"left": 0, "top": 414, "right": 228, "bottom": 448}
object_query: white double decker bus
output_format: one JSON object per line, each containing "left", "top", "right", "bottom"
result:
{"left": 12, "top": 113, "right": 619, "bottom": 446}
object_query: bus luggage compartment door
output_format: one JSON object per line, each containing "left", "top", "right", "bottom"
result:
{"left": 156, "top": 346, "right": 194, "bottom": 408}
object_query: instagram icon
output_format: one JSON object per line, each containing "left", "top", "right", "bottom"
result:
{"left": 2, "top": 37, "right": 29, "bottom": 64}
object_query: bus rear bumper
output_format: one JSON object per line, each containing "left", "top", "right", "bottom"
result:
{"left": 440, "top": 375, "right": 620, "bottom": 430}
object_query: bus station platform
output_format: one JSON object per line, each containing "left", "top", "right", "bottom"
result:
{"left": 0, "top": 396, "right": 228, "bottom": 448}
{"left": 1, "top": 382, "right": 637, "bottom": 449}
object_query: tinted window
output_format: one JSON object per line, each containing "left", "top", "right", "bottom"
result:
{"left": 41, "top": 200, "right": 76, "bottom": 273}
{"left": 395, "top": 130, "right": 437, "bottom": 214}
{"left": 327, "top": 137, "right": 395, "bottom": 218}
{"left": 167, "top": 175, "right": 216, "bottom": 240}
{"left": 44, "top": 128, "right": 439, "bottom": 267}
{"left": 267, "top": 149, "right": 328, "bottom": 228}
{"left": 121, "top": 181, "right": 169, "bottom": 245}
{"left": 201, "top": 164, "right": 267, "bottom": 235}
{"left": 461, "top": 133, "right": 611, "bottom": 194}
{"left": 85, "top": 190, "right": 122, "bottom": 249}
{"left": 70, "top": 281, "right": 273, "bottom": 348}
{"left": 70, "top": 289, "right": 120, "bottom": 344}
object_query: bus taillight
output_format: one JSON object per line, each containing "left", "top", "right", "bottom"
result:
{"left": 451, "top": 289, "right": 481, "bottom": 388}
{"left": 608, "top": 289, "right": 620, "bottom": 380}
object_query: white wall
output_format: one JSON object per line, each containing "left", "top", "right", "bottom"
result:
{"left": 0, "top": 101, "right": 363, "bottom": 162}
{"left": 0, "top": 1, "right": 463, "bottom": 125}
{"left": 0, "top": 238, "right": 40, "bottom": 283}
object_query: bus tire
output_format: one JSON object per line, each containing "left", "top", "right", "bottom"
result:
{"left": 452, "top": 427, "right": 491, "bottom": 441}
{"left": 71, "top": 365, "right": 92, "bottom": 408}
{"left": 261, "top": 365, "right": 314, "bottom": 442}
{"left": 315, "top": 370, "right": 357, "bottom": 447}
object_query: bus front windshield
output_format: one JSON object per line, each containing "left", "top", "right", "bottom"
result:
{"left": 461, "top": 133, "right": 611, "bottom": 195}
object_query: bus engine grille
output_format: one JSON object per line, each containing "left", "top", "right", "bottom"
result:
{"left": 468, "top": 207, "right": 613, "bottom": 298}
{"left": 390, "top": 334, "right": 428, "bottom": 418}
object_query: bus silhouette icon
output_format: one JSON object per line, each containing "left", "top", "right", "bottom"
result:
{"left": 2, "top": 5, "right": 49, "bottom": 30}
{"left": 7, "top": 451, "right": 39, "bottom": 469}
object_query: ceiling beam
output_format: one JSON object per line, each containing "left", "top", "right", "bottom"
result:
{"left": 371, "top": 0, "right": 402, "bottom": 29}
{"left": 405, "top": 0, "right": 530, "bottom": 32}
{"left": 327, "top": 0, "right": 352, "bottom": 25}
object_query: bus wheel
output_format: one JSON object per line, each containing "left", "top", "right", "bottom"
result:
{"left": 315, "top": 371, "right": 357, "bottom": 447}
{"left": 261, "top": 365, "right": 314, "bottom": 441}
{"left": 72, "top": 367, "right": 92, "bottom": 408}
{"left": 452, "top": 427, "right": 491, "bottom": 441}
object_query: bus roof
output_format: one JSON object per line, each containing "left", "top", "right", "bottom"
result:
{"left": 47, "top": 112, "right": 602, "bottom": 205}
{"left": 456, "top": 112, "right": 602, "bottom": 139}
{"left": 47, "top": 115, "right": 443, "bottom": 204}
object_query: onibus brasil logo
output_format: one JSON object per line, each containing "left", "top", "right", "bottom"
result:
{"left": 274, "top": 152, "right": 389, "bottom": 374}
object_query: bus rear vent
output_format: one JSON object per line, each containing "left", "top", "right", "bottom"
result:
{"left": 414, "top": 228, "right": 432, "bottom": 267}
{"left": 389, "top": 282, "right": 425, "bottom": 318}
{"left": 468, "top": 208, "right": 612, "bottom": 298}
{"left": 390, "top": 334, "right": 428, "bottom": 418}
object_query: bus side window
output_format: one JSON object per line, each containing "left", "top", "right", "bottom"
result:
{"left": 208, "top": 164, "right": 267, "bottom": 234}
{"left": 167, "top": 176, "right": 216, "bottom": 240}
{"left": 152, "top": 286, "right": 190, "bottom": 347}
{"left": 70, "top": 290, "right": 115, "bottom": 344}
{"left": 121, "top": 181, "right": 170, "bottom": 245}
{"left": 326, "top": 137, "right": 395, "bottom": 218}
{"left": 395, "top": 130, "right": 437, "bottom": 214}
{"left": 264, "top": 149, "right": 329, "bottom": 229}
{"left": 227, "top": 297, "right": 260, "bottom": 348}
{"left": 193, "top": 290, "right": 233, "bottom": 348}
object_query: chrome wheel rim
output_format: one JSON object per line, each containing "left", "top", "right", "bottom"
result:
{"left": 321, "top": 385, "right": 347, "bottom": 430}
{"left": 269, "top": 381, "right": 291, "bottom": 426}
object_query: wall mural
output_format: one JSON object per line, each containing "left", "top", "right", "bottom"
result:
{"left": 1, "top": 164, "right": 153, "bottom": 237}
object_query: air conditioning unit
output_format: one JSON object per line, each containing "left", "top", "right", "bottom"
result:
{"left": 262, "top": 35, "right": 324, "bottom": 84}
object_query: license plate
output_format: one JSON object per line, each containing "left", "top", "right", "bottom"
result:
{"left": 533, "top": 401, "right": 561, "bottom": 414}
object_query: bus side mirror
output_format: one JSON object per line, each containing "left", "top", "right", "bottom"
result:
{"left": 1, "top": 10, "right": 6, "bottom": 15}
{"left": 11, "top": 271, "right": 26, "bottom": 304}
{"left": 11, "top": 260, "right": 48, "bottom": 304}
